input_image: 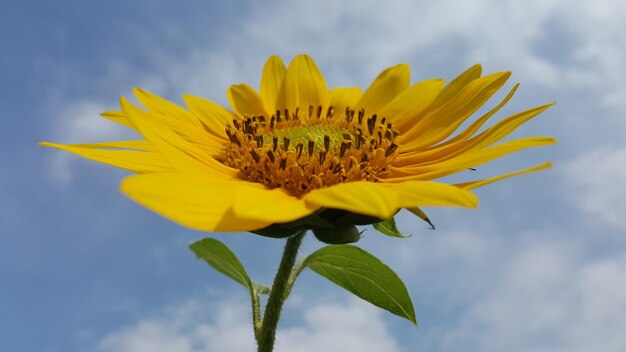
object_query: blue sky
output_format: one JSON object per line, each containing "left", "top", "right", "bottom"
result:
{"left": 2, "top": 0, "right": 626, "bottom": 351}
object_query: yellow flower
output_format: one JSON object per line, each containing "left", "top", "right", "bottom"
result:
{"left": 41, "top": 55, "right": 555, "bottom": 233}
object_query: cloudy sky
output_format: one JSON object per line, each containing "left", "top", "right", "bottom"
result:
{"left": 2, "top": 0, "right": 626, "bottom": 351}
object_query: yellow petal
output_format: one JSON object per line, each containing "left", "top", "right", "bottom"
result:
{"left": 305, "top": 181, "right": 400, "bottom": 219}
{"left": 132, "top": 94, "right": 226, "bottom": 152}
{"left": 126, "top": 98, "right": 224, "bottom": 152}
{"left": 233, "top": 186, "right": 319, "bottom": 223}
{"left": 393, "top": 100, "right": 553, "bottom": 167}
{"left": 329, "top": 87, "right": 362, "bottom": 115}
{"left": 400, "top": 71, "right": 511, "bottom": 150}
{"left": 101, "top": 110, "right": 134, "bottom": 129}
{"left": 378, "top": 78, "right": 444, "bottom": 131}
{"left": 430, "top": 64, "right": 482, "bottom": 109}
{"left": 382, "top": 181, "right": 478, "bottom": 208}
{"left": 433, "top": 83, "right": 520, "bottom": 149}
{"left": 40, "top": 142, "right": 172, "bottom": 173}
{"left": 226, "top": 84, "right": 268, "bottom": 116}
{"left": 277, "top": 54, "right": 329, "bottom": 112}
{"left": 260, "top": 55, "right": 287, "bottom": 114}
{"left": 388, "top": 136, "right": 557, "bottom": 181}
{"left": 121, "top": 98, "right": 237, "bottom": 177}
{"left": 69, "top": 140, "right": 153, "bottom": 151}
{"left": 435, "top": 103, "right": 554, "bottom": 164}
{"left": 182, "top": 94, "right": 232, "bottom": 142}
{"left": 356, "top": 63, "right": 410, "bottom": 114}
{"left": 304, "top": 180, "right": 477, "bottom": 219}
{"left": 134, "top": 88, "right": 203, "bottom": 127}
{"left": 133, "top": 93, "right": 233, "bottom": 155}
{"left": 455, "top": 162, "right": 553, "bottom": 190}
{"left": 121, "top": 173, "right": 270, "bottom": 232}
{"left": 474, "top": 102, "right": 556, "bottom": 146}
{"left": 151, "top": 111, "right": 224, "bottom": 153}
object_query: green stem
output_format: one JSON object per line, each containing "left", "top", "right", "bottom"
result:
{"left": 284, "top": 258, "right": 307, "bottom": 299}
{"left": 258, "top": 230, "right": 306, "bottom": 352}
{"left": 251, "top": 290, "right": 262, "bottom": 342}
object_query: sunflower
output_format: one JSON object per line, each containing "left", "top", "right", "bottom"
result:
{"left": 41, "top": 55, "right": 555, "bottom": 236}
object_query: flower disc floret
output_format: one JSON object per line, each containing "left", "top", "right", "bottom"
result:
{"left": 222, "top": 106, "right": 400, "bottom": 197}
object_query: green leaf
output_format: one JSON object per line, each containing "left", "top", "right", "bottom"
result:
{"left": 373, "top": 217, "right": 410, "bottom": 238}
{"left": 190, "top": 238, "right": 270, "bottom": 294}
{"left": 303, "top": 245, "right": 416, "bottom": 324}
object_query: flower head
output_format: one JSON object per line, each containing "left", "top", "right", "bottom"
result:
{"left": 41, "top": 55, "right": 555, "bottom": 234}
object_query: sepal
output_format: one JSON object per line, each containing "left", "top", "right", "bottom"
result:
{"left": 312, "top": 225, "right": 362, "bottom": 244}
{"left": 252, "top": 208, "right": 383, "bottom": 241}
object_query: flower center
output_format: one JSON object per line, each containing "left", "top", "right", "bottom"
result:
{"left": 220, "top": 106, "right": 400, "bottom": 197}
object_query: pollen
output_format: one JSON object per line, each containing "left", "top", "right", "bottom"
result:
{"left": 221, "top": 106, "right": 401, "bottom": 197}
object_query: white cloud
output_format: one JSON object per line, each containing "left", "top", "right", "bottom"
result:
{"left": 97, "top": 298, "right": 400, "bottom": 352}
{"left": 373, "top": 215, "right": 626, "bottom": 352}
{"left": 277, "top": 300, "right": 401, "bottom": 352}
{"left": 99, "top": 322, "right": 193, "bottom": 352}
{"left": 195, "top": 0, "right": 564, "bottom": 87}
{"left": 55, "top": 0, "right": 578, "bottom": 100}
{"left": 445, "top": 240, "right": 578, "bottom": 350}
{"left": 444, "top": 240, "right": 626, "bottom": 352}
{"left": 561, "top": 146, "right": 626, "bottom": 229}
{"left": 98, "top": 299, "right": 255, "bottom": 352}
{"left": 384, "top": 215, "right": 507, "bottom": 306}
{"left": 557, "top": 0, "right": 626, "bottom": 104}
